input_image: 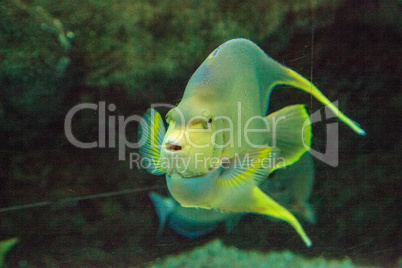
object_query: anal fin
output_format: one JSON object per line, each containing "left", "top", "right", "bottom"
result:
{"left": 251, "top": 187, "right": 312, "bottom": 247}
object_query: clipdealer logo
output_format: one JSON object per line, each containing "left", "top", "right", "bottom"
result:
{"left": 64, "top": 101, "right": 340, "bottom": 167}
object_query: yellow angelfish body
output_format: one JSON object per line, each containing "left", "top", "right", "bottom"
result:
{"left": 139, "top": 39, "right": 365, "bottom": 247}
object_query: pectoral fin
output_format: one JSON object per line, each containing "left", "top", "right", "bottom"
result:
{"left": 217, "top": 146, "right": 279, "bottom": 187}
{"left": 266, "top": 105, "right": 311, "bottom": 168}
{"left": 139, "top": 109, "right": 166, "bottom": 175}
{"left": 212, "top": 147, "right": 278, "bottom": 212}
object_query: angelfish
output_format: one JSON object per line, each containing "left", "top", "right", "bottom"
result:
{"left": 139, "top": 38, "right": 365, "bottom": 247}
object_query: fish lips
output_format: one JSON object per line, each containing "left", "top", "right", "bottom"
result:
{"left": 160, "top": 144, "right": 212, "bottom": 178}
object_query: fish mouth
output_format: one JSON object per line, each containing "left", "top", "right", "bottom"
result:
{"left": 165, "top": 143, "right": 182, "bottom": 151}
{"left": 161, "top": 145, "right": 187, "bottom": 156}
{"left": 160, "top": 146, "right": 216, "bottom": 178}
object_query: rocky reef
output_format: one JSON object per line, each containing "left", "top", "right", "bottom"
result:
{"left": 149, "top": 239, "right": 371, "bottom": 268}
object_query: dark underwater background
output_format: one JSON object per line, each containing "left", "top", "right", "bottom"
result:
{"left": 0, "top": 0, "right": 400, "bottom": 267}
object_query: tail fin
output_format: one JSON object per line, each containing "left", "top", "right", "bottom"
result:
{"left": 273, "top": 64, "right": 365, "bottom": 136}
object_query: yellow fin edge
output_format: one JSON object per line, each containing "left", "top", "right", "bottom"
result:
{"left": 252, "top": 187, "right": 312, "bottom": 247}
